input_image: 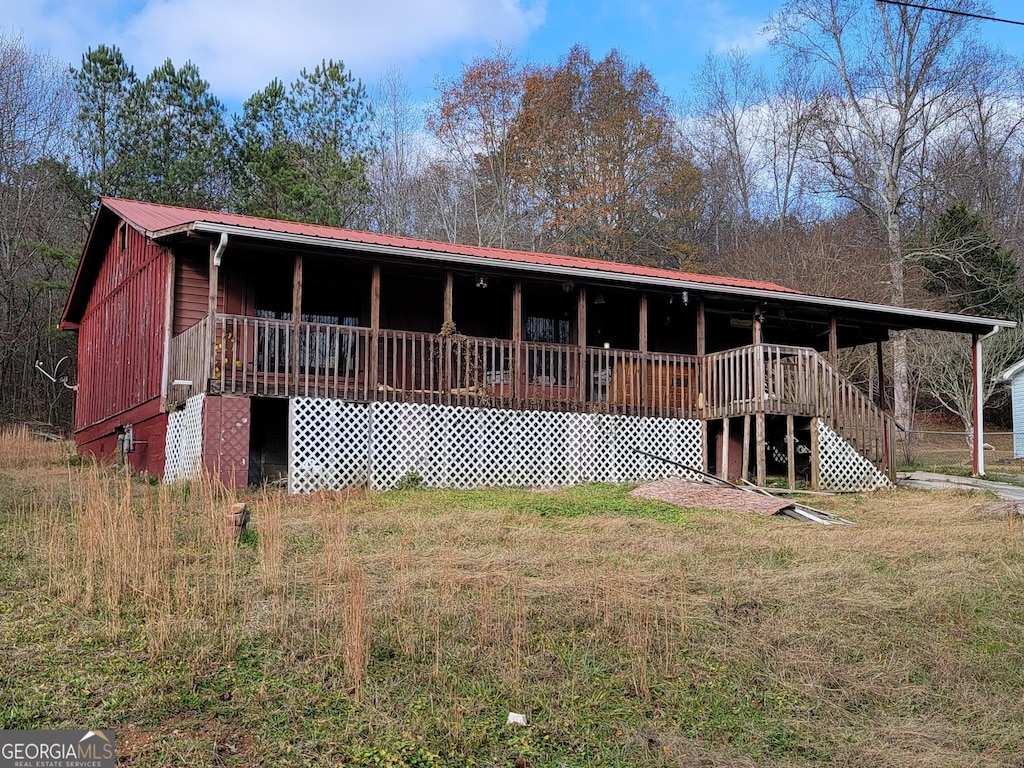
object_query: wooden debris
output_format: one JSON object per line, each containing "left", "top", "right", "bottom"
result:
{"left": 223, "top": 502, "right": 251, "bottom": 540}
{"left": 633, "top": 449, "right": 854, "bottom": 525}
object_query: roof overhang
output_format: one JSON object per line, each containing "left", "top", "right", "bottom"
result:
{"left": 174, "top": 220, "right": 1016, "bottom": 339}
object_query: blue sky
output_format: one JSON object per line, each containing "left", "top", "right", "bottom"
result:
{"left": 6, "top": 0, "right": 1024, "bottom": 114}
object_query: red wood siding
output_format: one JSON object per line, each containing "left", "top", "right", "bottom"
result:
{"left": 174, "top": 252, "right": 209, "bottom": 333}
{"left": 75, "top": 224, "right": 170, "bottom": 431}
{"left": 75, "top": 399, "right": 167, "bottom": 477}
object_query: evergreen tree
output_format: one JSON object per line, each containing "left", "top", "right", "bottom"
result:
{"left": 118, "top": 59, "right": 231, "bottom": 208}
{"left": 70, "top": 44, "right": 136, "bottom": 198}
{"left": 920, "top": 203, "right": 1022, "bottom": 318}
{"left": 231, "top": 60, "right": 371, "bottom": 226}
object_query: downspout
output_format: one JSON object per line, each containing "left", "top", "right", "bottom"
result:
{"left": 207, "top": 233, "right": 229, "bottom": 397}
{"left": 972, "top": 325, "right": 1001, "bottom": 477}
{"left": 213, "top": 232, "right": 229, "bottom": 268}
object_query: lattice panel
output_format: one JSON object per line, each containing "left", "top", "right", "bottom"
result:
{"left": 286, "top": 399, "right": 704, "bottom": 493}
{"left": 164, "top": 393, "right": 204, "bottom": 483}
{"left": 817, "top": 420, "right": 892, "bottom": 492}
{"left": 289, "top": 398, "right": 371, "bottom": 493}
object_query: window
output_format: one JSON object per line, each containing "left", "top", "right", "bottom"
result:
{"left": 525, "top": 315, "right": 571, "bottom": 385}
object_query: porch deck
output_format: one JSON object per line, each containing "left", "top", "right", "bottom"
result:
{"left": 167, "top": 313, "right": 897, "bottom": 478}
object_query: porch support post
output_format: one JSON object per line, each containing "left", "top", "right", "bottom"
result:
{"left": 828, "top": 315, "right": 838, "bottom": 368}
{"left": 875, "top": 339, "right": 886, "bottom": 410}
{"left": 809, "top": 417, "right": 821, "bottom": 490}
{"left": 755, "top": 411, "right": 767, "bottom": 487}
{"left": 443, "top": 270, "right": 454, "bottom": 394}
{"left": 443, "top": 270, "right": 454, "bottom": 326}
{"left": 697, "top": 300, "right": 706, "bottom": 419}
{"left": 720, "top": 417, "right": 730, "bottom": 481}
{"left": 577, "top": 286, "right": 587, "bottom": 404}
{"left": 370, "top": 265, "right": 380, "bottom": 396}
{"left": 207, "top": 234, "right": 226, "bottom": 391}
{"left": 972, "top": 331, "right": 985, "bottom": 477}
{"left": 161, "top": 252, "right": 176, "bottom": 403}
{"left": 639, "top": 292, "right": 649, "bottom": 414}
{"left": 512, "top": 279, "right": 522, "bottom": 406}
{"left": 696, "top": 300, "right": 706, "bottom": 356}
{"left": 291, "top": 254, "right": 303, "bottom": 395}
{"left": 741, "top": 414, "right": 750, "bottom": 482}
{"left": 786, "top": 414, "right": 796, "bottom": 490}
{"left": 752, "top": 304, "right": 763, "bottom": 345}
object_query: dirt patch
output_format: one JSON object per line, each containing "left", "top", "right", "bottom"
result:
{"left": 630, "top": 476, "right": 792, "bottom": 516}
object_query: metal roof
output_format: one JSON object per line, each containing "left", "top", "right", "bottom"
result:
{"left": 103, "top": 196, "right": 802, "bottom": 295}
{"left": 62, "top": 197, "right": 1016, "bottom": 337}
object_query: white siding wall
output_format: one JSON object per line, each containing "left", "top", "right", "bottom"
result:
{"left": 1013, "top": 375, "right": 1024, "bottom": 458}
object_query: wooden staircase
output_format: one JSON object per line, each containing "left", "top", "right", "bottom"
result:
{"left": 701, "top": 344, "right": 897, "bottom": 483}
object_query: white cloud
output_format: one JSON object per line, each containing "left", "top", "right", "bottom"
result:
{"left": 681, "top": 0, "right": 771, "bottom": 56}
{"left": 5, "top": 0, "right": 546, "bottom": 102}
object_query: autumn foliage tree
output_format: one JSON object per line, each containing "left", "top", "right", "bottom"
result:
{"left": 510, "top": 47, "right": 702, "bottom": 266}
{"left": 426, "top": 47, "right": 529, "bottom": 248}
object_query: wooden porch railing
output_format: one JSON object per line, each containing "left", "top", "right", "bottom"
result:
{"left": 165, "top": 315, "right": 210, "bottom": 402}
{"left": 173, "top": 314, "right": 701, "bottom": 417}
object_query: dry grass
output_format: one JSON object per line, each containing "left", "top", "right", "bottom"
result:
{"left": 0, "top": 424, "right": 69, "bottom": 468}
{"left": 1, "top": 444, "right": 1023, "bottom": 766}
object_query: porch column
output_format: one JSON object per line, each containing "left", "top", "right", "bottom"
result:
{"left": 752, "top": 304, "right": 763, "bottom": 345}
{"left": 577, "top": 286, "right": 587, "bottom": 404}
{"left": 512, "top": 279, "right": 522, "bottom": 406}
{"left": 161, "top": 252, "right": 176, "bottom": 402}
{"left": 443, "top": 270, "right": 454, "bottom": 394}
{"left": 696, "top": 300, "right": 706, "bottom": 356}
{"left": 639, "top": 292, "right": 649, "bottom": 413}
{"left": 370, "top": 265, "right": 381, "bottom": 395}
{"left": 443, "top": 270, "right": 454, "bottom": 326}
{"left": 828, "top": 316, "right": 838, "bottom": 369}
{"left": 291, "top": 254, "right": 303, "bottom": 394}
{"left": 972, "top": 332, "right": 985, "bottom": 476}
{"left": 207, "top": 233, "right": 227, "bottom": 391}
{"left": 697, "top": 300, "right": 706, "bottom": 424}
{"left": 875, "top": 340, "right": 886, "bottom": 410}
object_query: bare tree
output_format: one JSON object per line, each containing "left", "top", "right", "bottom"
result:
{"left": 911, "top": 326, "right": 1024, "bottom": 444}
{"left": 763, "top": 64, "right": 819, "bottom": 227}
{"left": 0, "top": 33, "right": 81, "bottom": 425}
{"left": 767, "top": 0, "right": 985, "bottom": 429}
{"left": 366, "top": 68, "right": 423, "bottom": 236}
{"left": 690, "top": 50, "right": 765, "bottom": 229}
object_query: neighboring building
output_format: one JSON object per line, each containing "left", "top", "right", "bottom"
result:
{"left": 60, "top": 198, "right": 1013, "bottom": 492}
{"left": 1000, "top": 359, "right": 1024, "bottom": 459}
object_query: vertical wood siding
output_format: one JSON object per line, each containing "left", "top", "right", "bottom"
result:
{"left": 174, "top": 251, "right": 218, "bottom": 333}
{"left": 75, "top": 224, "right": 170, "bottom": 431}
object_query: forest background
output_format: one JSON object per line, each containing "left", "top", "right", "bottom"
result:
{"left": 4, "top": 0, "right": 1024, "bottom": 441}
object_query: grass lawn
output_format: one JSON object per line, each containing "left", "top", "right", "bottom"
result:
{"left": 1, "top": 427, "right": 1023, "bottom": 766}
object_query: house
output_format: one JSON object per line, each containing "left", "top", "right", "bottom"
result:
{"left": 1000, "top": 358, "right": 1024, "bottom": 459}
{"left": 59, "top": 198, "right": 1014, "bottom": 492}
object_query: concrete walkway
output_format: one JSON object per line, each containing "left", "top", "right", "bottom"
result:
{"left": 898, "top": 471, "right": 1024, "bottom": 501}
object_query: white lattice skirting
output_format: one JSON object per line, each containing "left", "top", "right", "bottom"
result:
{"left": 289, "top": 398, "right": 703, "bottom": 493}
{"left": 164, "top": 393, "right": 205, "bottom": 482}
{"left": 817, "top": 420, "right": 892, "bottom": 492}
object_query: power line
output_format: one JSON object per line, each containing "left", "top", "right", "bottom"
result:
{"left": 876, "top": 0, "right": 1024, "bottom": 27}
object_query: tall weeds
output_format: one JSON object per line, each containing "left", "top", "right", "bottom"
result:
{"left": 0, "top": 425, "right": 67, "bottom": 468}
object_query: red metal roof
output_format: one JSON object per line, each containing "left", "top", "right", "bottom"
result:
{"left": 100, "top": 196, "right": 801, "bottom": 295}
